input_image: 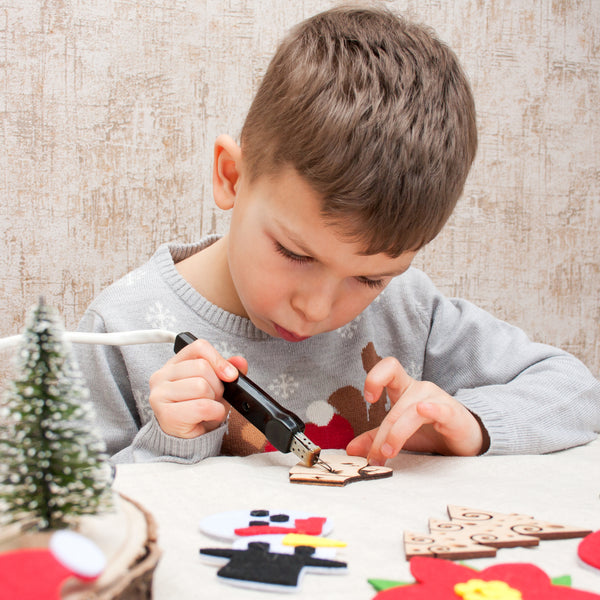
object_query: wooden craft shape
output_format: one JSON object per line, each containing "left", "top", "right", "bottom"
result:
{"left": 404, "top": 505, "right": 592, "bottom": 560}
{"left": 403, "top": 529, "right": 497, "bottom": 560}
{"left": 446, "top": 505, "right": 592, "bottom": 540}
{"left": 289, "top": 454, "right": 393, "bottom": 486}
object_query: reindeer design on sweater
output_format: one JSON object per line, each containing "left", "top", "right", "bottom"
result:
{"left": 221, "top": 342, "right": 388, "bottom": 456}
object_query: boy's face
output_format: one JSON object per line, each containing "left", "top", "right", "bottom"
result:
{"left": 226, "top": 166, "right": 416, "bottom": 342}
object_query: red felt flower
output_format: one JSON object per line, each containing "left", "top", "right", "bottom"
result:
{"left": 374, "top": 557, "right": 600, "bottom": 600}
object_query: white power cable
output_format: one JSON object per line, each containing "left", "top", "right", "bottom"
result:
{"left": 0, "top": 329, "right": 177, "bottom": 351}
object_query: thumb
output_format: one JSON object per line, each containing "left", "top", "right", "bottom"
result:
{"left": 228, "top": 355, "right": 248, "bottom": 376}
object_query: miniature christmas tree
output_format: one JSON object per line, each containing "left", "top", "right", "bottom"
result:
{"left": 0, "top": 298, "right": 112, "bottom": 530}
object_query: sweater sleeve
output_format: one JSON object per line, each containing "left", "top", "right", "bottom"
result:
{"left": 420, "top": 286, "right": 600, "bottom": 454}
{"left": 75, "top": 309, "right": 225, "bottom": 464}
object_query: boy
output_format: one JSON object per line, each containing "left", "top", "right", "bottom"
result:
{"left": 76, "top": 6, "right": 600, "bottom": 465}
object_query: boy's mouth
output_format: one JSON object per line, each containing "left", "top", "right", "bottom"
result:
{"left": 274, "top": 323, "right": 310, "bottom": 343}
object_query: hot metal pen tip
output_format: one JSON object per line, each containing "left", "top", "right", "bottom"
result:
{"left": 290, "top": 432, "right": 336, "bottom": 472}
{"left": 316, "top": 458, "right": 335, "bottom": 473}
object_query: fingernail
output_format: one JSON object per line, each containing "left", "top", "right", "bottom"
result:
{"left": 364, "top": 391, "right": 373, "bottom": 403}
{"left": 224, "top": 364, "right": 237, "bottom": 378}
{"left": 381, "top": 443, "right": 394, "bottom": 457}
{"left": 368, "top": 456, "right": 385, "bottom": 467}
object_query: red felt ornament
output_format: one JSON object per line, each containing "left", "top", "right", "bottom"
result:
{"left": 578, "top": 530, "right": 600, "bottom": 571}
{"left": 234, "top": 516, "right": 327, "bottom": 537}
{"left": 0, "top": 530, "right": 105, "bottom": 600}
{"left": 372, "top": 557, "right": 600, "bottom": 599}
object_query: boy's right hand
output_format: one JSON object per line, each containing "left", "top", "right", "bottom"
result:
{"left": 148, "top": 338, "right": 248, "bottom": 439}
{"left": 346, "top": 357, "right": 486, "bottom": 464}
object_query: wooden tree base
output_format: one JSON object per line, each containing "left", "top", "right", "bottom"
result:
{"left": 0, "top": 493, "right": 160, "bottom": 599}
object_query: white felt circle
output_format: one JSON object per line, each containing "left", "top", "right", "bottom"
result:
{"left": 305, "top": 400, "right": 335, "bottom": 426}
{"left": 49, "top": 530, "right": 106, "bottom": 578}
{"left": 199, "top": 509, "right": 334, "bottom": 541}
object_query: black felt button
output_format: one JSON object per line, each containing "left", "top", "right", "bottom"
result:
{"left": 269, "top": 514, "right": 290, "bottom": 523}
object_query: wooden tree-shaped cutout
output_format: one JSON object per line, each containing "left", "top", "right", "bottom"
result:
{"left": 0, "top": 299, "right": 112, "bottom": 530}
{"left": 445, "top": 505, "right": 591, "bottom": 541}
{"left": 404, "top": 505, "right": 592, "bottom": 560}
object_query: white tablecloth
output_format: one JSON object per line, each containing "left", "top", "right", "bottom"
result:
{"left": 114, "top": 440, "right": 600, "bottom": 597}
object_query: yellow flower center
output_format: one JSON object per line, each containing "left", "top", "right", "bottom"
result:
{"left": 454, "top": 579, "right": 522, "bottom": 600}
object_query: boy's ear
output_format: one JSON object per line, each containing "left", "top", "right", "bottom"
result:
{"left": 213, "top": 134, "right": 243, "bottom": 210}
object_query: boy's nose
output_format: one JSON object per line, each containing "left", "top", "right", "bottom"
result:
{"left": 291, "top": 283, "right": 335, "bottom": 324}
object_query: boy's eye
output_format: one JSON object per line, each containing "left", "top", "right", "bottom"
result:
{"left": 356, "top": 276, "right": 385, "bottom": 289}
{"left": 275, "top": 241, "right": 385, "bottom": 289}
{"left": 275, "top": 242, "right": 312, "bottom": 264}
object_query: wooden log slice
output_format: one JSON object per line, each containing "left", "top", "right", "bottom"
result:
{"left": 0, "top": 493, "right": 160, "bottom": 599}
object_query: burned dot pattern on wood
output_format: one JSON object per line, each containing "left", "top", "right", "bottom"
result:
{"left": 404, "top": 506, "right": 592, "bottom": 560}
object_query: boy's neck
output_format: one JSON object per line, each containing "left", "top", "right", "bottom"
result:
{"left": 176, "top": 236, "right": 246, "bottom": 317}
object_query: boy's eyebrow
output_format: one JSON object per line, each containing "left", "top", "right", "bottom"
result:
{"left": 360, "top": 265, "right": 410, "bottom": 279}
{"left": 277, "top": 224, "right": 320, "bottom": 258}
{"left": 363, "top": 267, "right": 409, "bottom": 279}
{"left": 276, "top": 221, "right": 410, "bottom": 279}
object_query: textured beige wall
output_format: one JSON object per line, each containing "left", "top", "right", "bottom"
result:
{"left": 1, "top": 0, "right": 599, "bottom": 382}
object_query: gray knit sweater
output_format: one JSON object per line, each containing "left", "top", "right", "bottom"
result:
{"left": 75, "top": 237, "right": 600, "bottom": 463}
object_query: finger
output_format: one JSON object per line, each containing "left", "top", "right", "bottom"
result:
{"left": 397, "top": 403, "right": 457, "bottom": 454}
{"left": 228, "top": 355, "right": 248, "bottom": 376}
{"left": 159, "top": 355, "right": 248, "bottom": 395}
{"left": 346, "top": 428, "right": 378, "bottom": 457}
{"left": 172, "top": 338, "right": 239, "bottom": 381}
{"left": 152, "top": 376, "right": 218, "bottom": 404}
{"left": 416, "top": 401, "right": 457, "bottom": 434}
{"left": 163, "top": 358, "right": 223, "bottom": 391}
{"left": 155, "top": 398, "right": 228, "bottom": 438}
{"left": 367, "top": 403, "right": 426, "bottom": 465}
{"left": 364, "top": 357, "right": 414, "bottom": 405}
{"left": 415, "top": 401, "right": 484, "bottom": 456}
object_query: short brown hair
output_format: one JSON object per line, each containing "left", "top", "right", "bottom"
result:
{"left": 240, "top": 5, "right": 477, "bottom": 256}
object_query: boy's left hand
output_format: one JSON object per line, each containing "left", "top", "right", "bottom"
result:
{"left": 345, "top": 357, "right": 487, "bottom": 465}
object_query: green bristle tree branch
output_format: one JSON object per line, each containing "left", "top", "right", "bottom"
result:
{"left": 0, "top": 298, "right": 112, "bottom": 530}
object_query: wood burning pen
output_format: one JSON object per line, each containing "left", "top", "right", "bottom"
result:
{"left": 174, "top": 332, "right": 334, "bottom": 471}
